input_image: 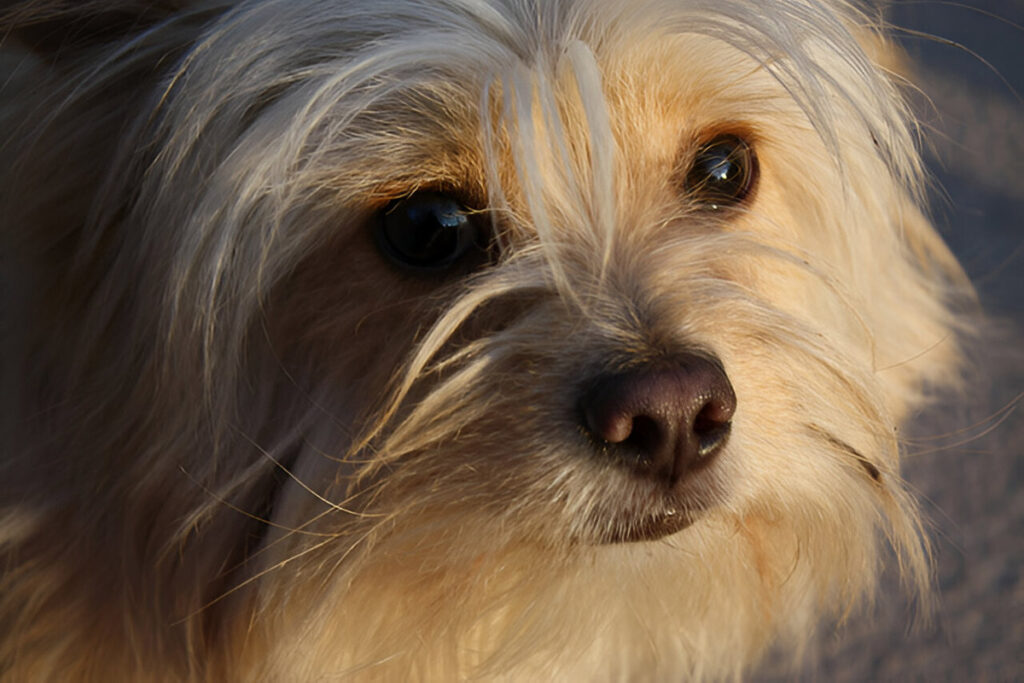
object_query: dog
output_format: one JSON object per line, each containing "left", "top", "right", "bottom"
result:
{"left": 0, "top": 0, "right": 974, "bottom": 679}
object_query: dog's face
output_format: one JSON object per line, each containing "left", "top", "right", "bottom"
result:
{"left": 1, "top": 0, "right": 969, "bottom": 679}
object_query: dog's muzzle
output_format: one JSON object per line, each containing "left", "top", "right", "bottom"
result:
{"left": 579, "top": 353, "right": 736, "bottom": 542}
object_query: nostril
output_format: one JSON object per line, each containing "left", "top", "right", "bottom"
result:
{"left": 695, "top": 394, "right": 735, "bottom": 428}
{"left": 585, "top": 403, "right": 632, "bottom": 444}
{"left": 693, "top": 397, "right": 734, "bottom": 459}
{"left": 622, "top": 414, "right": 664, "bottom": 461}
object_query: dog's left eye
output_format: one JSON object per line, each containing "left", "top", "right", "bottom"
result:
{"left": 376, "top": 192, "right": 480, "bottom": 270}
{"left": 685, "top": 135, "right": 758, "bottom": 209}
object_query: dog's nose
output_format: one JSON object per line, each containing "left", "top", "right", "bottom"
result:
{"left": 580, "top": 355, "right": 736, "bottom": 486}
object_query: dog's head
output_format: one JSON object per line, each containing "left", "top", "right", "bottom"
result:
{"left": 2, "top": 0, "right": 971, "bottom": 678}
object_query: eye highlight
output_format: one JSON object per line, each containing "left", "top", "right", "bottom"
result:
{"left": 684, "top": 134, "right": 758, "bottom": 209}
{"left": 375, "top": 192, "right": 480, "bottom": 270}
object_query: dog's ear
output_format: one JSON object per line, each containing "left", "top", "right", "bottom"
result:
{"left": 0, "top": 1, "right": 190, "bottom": 56}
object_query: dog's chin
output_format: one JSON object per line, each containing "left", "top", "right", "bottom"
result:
{"left": 583, "top": 473, "right": 722, "bottom": 545}
{"left": 596, "top": 508, "right": 700, "bottom": 544}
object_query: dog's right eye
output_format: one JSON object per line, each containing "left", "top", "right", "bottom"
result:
{"left": 375, "top": 192, "right": 480, "bottom": 270}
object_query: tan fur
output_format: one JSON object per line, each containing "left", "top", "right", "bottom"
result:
{"left": 1, "top": 0, "right": 972, "bottom": 680}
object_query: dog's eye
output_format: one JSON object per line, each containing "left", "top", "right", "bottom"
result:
{"left": 685, "top": 135, "right": 757, "bottom": 209}
{"left": 376, "top": 192, "right": 479, "bottom": 270}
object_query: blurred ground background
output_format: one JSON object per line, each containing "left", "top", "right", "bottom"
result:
{"left": 760, "top": 1, "right": 1023, "bottom": 681}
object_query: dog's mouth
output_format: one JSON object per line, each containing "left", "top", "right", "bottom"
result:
{"left": 596, "top": 507, "right": 700, "bottom": 543}
{"left": 580, "top": 479, "right": 720, "bottom": 544}
{"left": 569, "top": 439, "right": 726, "bottom": 544}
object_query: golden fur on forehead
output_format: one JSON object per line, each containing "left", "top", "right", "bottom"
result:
{"left": 0, "top": 0, "right": 972, "bottom": 680}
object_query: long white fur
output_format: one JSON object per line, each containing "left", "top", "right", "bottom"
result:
{"left": 1, "top": 0, "right": 971, "bottom": 680}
